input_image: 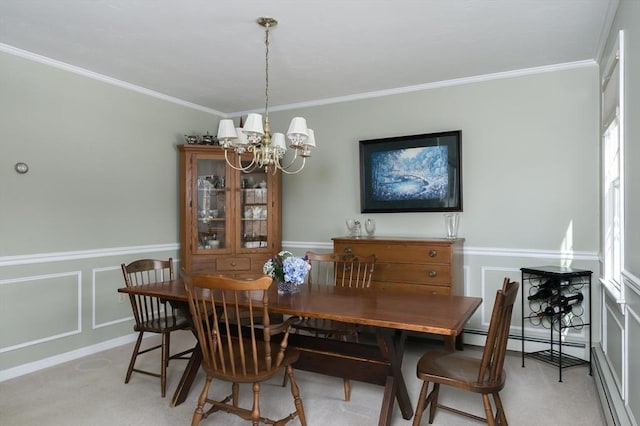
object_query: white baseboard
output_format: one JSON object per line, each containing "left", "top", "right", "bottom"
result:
{"left": 0, "top": 333, "right": 139, "bottom": 382}
{"left": 592, "top": 346, "right": 633, "bottom": 426}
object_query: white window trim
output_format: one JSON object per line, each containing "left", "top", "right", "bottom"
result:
{"left": 600, "top": 30, "right": 625, "bottom": 298}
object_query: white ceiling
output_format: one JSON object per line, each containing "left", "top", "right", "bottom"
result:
{"left": 0, "top": 1, "right": 617, "bottom": 116}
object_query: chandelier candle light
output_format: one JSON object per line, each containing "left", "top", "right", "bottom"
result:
{"left": 217, "top": 17, "right": 316, "bottom": 174}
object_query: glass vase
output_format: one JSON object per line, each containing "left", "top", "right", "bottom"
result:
{"left": 365, "top": 218, "right": 376, "bottom": 236}
{"left": 444, "top": 213, "right": 459, "bottom": 239}
{"left": 277, "top": 280, "right": 299, "bottom": 295}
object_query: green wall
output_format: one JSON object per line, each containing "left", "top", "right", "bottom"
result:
{"left": 269, "top": 66, "right": 599, "bottom": 252}
{"left": 0, "top": 51, "right": 220, "bottom": 372}
{"left": 0, "top": 51, "right": 219, "bottom": 255}
{"left": 0, "top": 48, "right": 601, "bottom": 375}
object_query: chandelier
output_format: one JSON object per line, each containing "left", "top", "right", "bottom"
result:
{"left": 216, "top": 17, "right": 315, "bottom": 175}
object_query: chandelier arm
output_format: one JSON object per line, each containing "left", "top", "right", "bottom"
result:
{"left": 275, "top": 148, "right": 303, "bottom": 171}
{"left": 224, "top": 149, "right": 257, "bottom": 172}
{"left": 254, "top": 147, "right": 266, "bottom": 169}
{"left": 277, "top": 156, "right": 307, "bottom": 175}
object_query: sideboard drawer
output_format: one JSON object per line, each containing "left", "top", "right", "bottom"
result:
{"left": 372, "top": 281, "right": 452, "bottom": 295}
{"left": 374, "top": 262, "right": 452, "bottom": 285}
{"left": 338, "top": 243, "right": 452, "bottom": 264}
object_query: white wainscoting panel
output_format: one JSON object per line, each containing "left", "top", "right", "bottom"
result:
{"left": 93, "top": 265, "right": 133, "bottom": 329}
{"left": 0, "top": 271, "right": 82, "bottom": 353}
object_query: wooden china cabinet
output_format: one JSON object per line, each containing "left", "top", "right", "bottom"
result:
{"left": 178, "top": 144, "right": 282, "bottom": 274}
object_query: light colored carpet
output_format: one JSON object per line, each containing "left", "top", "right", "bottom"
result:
{"left": 0, "top": 331, "right": 605, "bottom": 426}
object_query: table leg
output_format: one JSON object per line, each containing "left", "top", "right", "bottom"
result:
{"left": 377, "top": 329, "right": 413, "bottom": 421}
{"left": 169, "top": 300, "right": 203, "bottom": 407}
{"left": 170, "top": 342, "right": 202, "bottom": 407}
{"left": 379, "top": 375, "right": 396, "bottom": 426}
{"left": 455, "top": 331, "right": 464, "bottom": 350}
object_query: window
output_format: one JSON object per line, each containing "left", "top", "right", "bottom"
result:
{"left": 603, "top": 115, "right": 621, "bottom": 285}
{"left": 601, "top": 32, "right": 624, "bottom": 289}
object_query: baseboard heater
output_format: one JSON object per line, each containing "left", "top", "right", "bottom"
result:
{"left": 592, "top": 346, "right": 633, "bottom": 426}
{"left": 463, "top": 328, "right": 587, "bottom": 348}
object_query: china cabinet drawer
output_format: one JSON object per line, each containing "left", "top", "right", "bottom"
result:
{"left": 216, "top": 257, "right": 252, "bottom": 271}
{"left": 333, "top": 236, "right": 464, "bottom": 295}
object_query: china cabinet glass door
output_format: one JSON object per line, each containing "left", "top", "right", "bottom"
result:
{"left": 239, "top": 166, "right": 269, "bottom": 250}
{"left": 195, "top": 158, "right": 228, "bottom": 251}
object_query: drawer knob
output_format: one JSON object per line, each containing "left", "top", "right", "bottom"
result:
{"left": 428, "top": 270, "right": 437, "bottom": 278}
{"left": 231, "top": 261, "right": 236, "bottom": 266}
{"left": 428, "top": 250, "right": 437, "bottom": 258}
{"left": 344, "top": 247, "right": 353, "bottom": 254}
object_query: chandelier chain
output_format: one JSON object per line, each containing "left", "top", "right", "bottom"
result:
{"left": 264, "top": 23, "right": 270, "bottom": 120}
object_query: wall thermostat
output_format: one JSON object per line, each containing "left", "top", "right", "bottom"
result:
{"left": 14, "top": 162, "right": 29, "bottom": 174}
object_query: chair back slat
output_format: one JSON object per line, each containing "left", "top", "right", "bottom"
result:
{"left": 184, "top": 273, "right": 282, "bottom": 378}
{"left": 477, "top": 278, "right": 519, "bottom": 385}
{"left": 337, "top": 254, "right": 376, "bottom": 288}
{"left": 306, "top": 252, "right": 376, "bottom": 289}
{"left": 121, "top": 258, "right": 179, "bottom": 330}
{"left": 306, "top": 252, "right": 338, "bottom": 286}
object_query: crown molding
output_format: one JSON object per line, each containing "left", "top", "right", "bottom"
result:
{"left": 229, "top": 60, "right": 598, "bottom": 117}
{"left": 0, "top": 42, "right": 596, "bottom": 119}
{"left": 594, "top": 0, "right": 620, "bottom": 62}
{"left": 0, "top": 43, "right": 224, "bottom": 116}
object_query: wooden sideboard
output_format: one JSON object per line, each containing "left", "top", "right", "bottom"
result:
{"left": 332, "top": 236, "right": 465, "bottom": 295}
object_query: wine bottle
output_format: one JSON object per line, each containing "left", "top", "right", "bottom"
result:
{"left": 537, "top": 304, "right": 572, "bottom": 317}
{"left": 527, "top": 287, "right": 558, "bottom": 301}
{"left": 549, "top": 292, "right": 584, "bottom": 307}
{"left": 539, "top": 278, "right": 560, "bottom": 289}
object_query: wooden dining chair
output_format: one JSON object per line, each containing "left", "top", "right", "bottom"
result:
{"left": 289, "top": 251, "right": 376, "bottom": 401}
{"left": 183, "top": 273, "right": 306, "bottom": 426}
{"left": 121, "top": 258, "right": 195, "bottom": 397}
{"left": 294, "top": 252, "right": 377, "bottom": 338}
{"left": 412, "top": 277, "right": 519, "bottom": 426}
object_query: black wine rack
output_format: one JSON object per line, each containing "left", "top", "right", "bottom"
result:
{"left": 520, "top": 266, "right": 592, "bottom": 382}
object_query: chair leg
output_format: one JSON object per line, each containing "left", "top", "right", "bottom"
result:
{"left": 192, "top": 376, "right": 213, "bottom": 426}
{"left": 232, "top": 382, "right": 239, "bottom": 407}
{"left": 492, "top": 392, "right": 508, "bottom": 425}
{"left": 287, "top": 365, "right": 306, "bottom": 426}
{"left": 165, "top": 332, "right": 171, "bottom": 367}
{"left": 412, "top": 381, "right": 430, "bottom": 426}
{"left": 161, "top": 332, "right": 169, "bottom": 397}
{"left": 428, "top": 383, "right": 439, "bottom": 424}
{"left": 125, "top": 331, "right": 144, "bottom": 384}
{"left": 482, "top": 394, "right": 496, "bottom": 426}
{"left": 341, "top": 334, "right": 351, "bottom": 401}
{"left": 251, "top": 382, "right": 261, "bottom": 426}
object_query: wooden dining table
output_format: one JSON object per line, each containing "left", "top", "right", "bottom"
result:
{"left": 118, "top": 279, "right": 482, "bottom": 426}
